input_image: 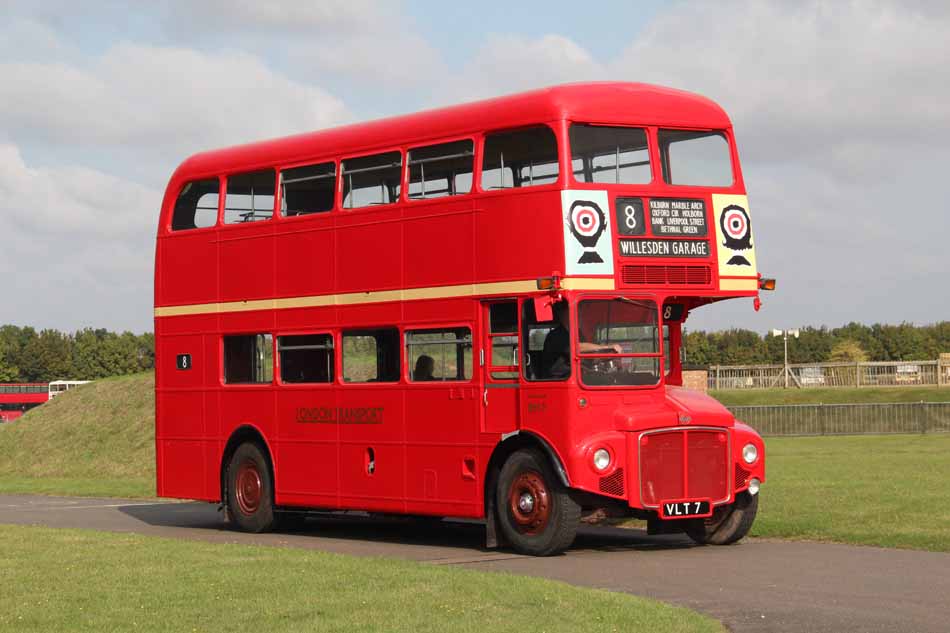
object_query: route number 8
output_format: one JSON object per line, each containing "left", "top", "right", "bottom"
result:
{"left": 624, "top": 205, "right": 638, "bottom": 230}
{"left": 663, "top": 305, "right": 673, "bottom": 320}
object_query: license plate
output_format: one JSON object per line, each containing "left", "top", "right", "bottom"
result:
{"left": 660, "top": 500, "right": 712, "bottom": 520}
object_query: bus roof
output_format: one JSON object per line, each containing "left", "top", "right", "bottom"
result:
{"left": 172, "top": 82, "right": 731, "bottom": 180}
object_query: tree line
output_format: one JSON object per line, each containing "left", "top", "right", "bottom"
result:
{"left": 684, "top": 321, "right": 950, "bottom": 367}
{"left": 0, "top": 325, "right": 154, "bottom": 383}
{"left": 1, "top": 321, "right": 947, "bottom": 382}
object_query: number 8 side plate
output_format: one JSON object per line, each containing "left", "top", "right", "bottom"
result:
{"left": 660, "top": 499, "right": 712, "bottom": 520}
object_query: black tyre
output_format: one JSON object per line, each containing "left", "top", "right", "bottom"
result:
{"left": 226, "top": 442, "right": 275, "bottom": 533}
{"left": 684, "top": 491, "right": 758, "bottom": 545}
{"left": 496, "top": 449, "right": 580, "bottom": 556}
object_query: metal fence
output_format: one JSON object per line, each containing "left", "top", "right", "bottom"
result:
{"left": 727, "top": 402, "right": 950, "bottom": 436}
{"left": 709, "top": 360, "right": 950, "bottom": 390}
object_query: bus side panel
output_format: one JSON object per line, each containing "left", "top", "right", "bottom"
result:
{"left": 155, "top": 332, "right": 210, "bottom": 500}
{"left": 274, "top": 385, "right": 339, "bottom": 509}
{"left": 404, "top": 201, "right": 475, "bottom": 288}
{"left": 275, "top": 223, "right": 335, "bottom": 300}
{"left": 405, "top": 385, "right": 481, "bottom": 517}
{"left": 337, "top": 385, "right": 405, "bottom": 513}
{"left": 335, "top": 216, "right": 402, "bottom": 294}
{"left": 159, "top": 233, "right": 218, "bottom": 307}
{"left": 218, "top": 224, "right": 276, "bottom": 304}
{"left": 475, "top": 191, "right": 565, "bottom": 281}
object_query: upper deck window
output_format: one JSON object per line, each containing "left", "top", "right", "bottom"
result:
{"left": 342, "top": 151, "right": 402, "bottom": 209}
{"left": 481, "top": 126, "right": 559, "bottom": 190}
{"left": 407, "top": 140, "right": 473, "bottom": 200}
{"left": 281, "top": 162, "right": 335, "bottom": 216}
{"left": 171, "top": 178, "right": 219, "bottom": 231}
{"left": 224, "top": 169, "right": 276, "bottom": 224}
{"left": 658, "top": 130, "right": 733, "bottom": 187}
{"left": 570, "top": 125, "right": 651, "bottom": 184}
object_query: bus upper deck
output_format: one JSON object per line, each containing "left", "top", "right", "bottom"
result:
{"left": 156, "top": 82, "right": 763, "bottom": 320}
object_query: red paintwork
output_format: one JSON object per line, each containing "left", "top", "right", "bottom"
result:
{"left": 0, "top": 384, "right": 50, "bottom": 422}
{"left": 154, "top": 82, "right": 766, "bottom": 518}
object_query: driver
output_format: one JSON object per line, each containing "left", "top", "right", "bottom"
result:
{"left": 541, "top": 301, "right": 621, "bottom": 378}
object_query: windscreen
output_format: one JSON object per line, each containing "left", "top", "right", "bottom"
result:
{"left": 659, "top": 130, "right": 733, "bottom": 187}
{"left": 578, "top": 299, "right": 661, "bottom": 386}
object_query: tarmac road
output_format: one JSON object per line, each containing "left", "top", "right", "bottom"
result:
{"left": 3, "top": 494, "right": 948, "bottom": 633}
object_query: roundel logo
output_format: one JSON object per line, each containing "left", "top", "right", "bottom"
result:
{"left": 568, "top": 200, "right": 607, "bottom": 263}
{"left": 719, "top": 204, "right": 752, "bottom": 266}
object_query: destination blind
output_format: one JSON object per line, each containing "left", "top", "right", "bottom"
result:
{"left": 619, "top": 239, "right": 710, "bottom": 258}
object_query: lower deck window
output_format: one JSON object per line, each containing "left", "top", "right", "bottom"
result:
{"left": 343, "top": 328, "right": 400, "bottom": 382}
{"left": 224, "top": 334, "right": 273, "bottom": 384}
{"left": 406, "top": 328, "right": 473, "bottom": 381}
{"left": 278, "top": 334, "right": 333, "bottom": 383}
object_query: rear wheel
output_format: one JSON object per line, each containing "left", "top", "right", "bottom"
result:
{"left": 227, "top": 442, "right": 275, "bottom": 533}
{"left": 496, "top": 449, "right": 580, "bottom": 556}
{"left": 684, "top": 491, "right": 758, "bottom": 545}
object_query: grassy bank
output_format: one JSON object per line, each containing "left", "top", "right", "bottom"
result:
{"left": 0, "top": 524, "right": 722, "bottom": 633}
{"left": 0, "top": 373, "right": 154, "bottom": 497}
{"left": 711, "top": 385, "right": 950, "bottom": 406}
{"left": 751, "top": 434, "right": 950, "bottom": 551}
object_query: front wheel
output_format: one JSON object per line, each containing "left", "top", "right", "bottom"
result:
{"left": 227, "top": 442, "right": 276, "bottom": 533}
{"left": 684, "top": 491, "right": 758, "bottom": 545}
{"left": 496, "top": 449, "right": 580, "bottom": 556}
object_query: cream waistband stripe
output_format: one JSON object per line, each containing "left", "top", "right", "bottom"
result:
{"left": 154, "top": 278, "right": 615, "bottom": 318}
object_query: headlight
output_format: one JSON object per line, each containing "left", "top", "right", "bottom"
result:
{"left": 742, "top": 443, "right": 758, "bottom": 464}
{"left": 748, "top": 478, "right": 761, "bottom": 495}
{"left": 593, "top": 448, "right": 611, "bottom": 471}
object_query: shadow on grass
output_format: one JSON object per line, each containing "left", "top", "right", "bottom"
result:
{"left": 117, "top": 501, "right": 696, "bottom": 555}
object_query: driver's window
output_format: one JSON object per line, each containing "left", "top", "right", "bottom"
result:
{"left": 522, "top": 301, "right": 569, "bottom": 381}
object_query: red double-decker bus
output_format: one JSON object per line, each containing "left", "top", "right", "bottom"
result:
{"left": 155, "top": 82, "right": 768, "bottom": 555}
{"left": 0, "top": 384, "right": 50, "bottom": 422}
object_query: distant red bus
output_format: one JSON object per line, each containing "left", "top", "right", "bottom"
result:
{"left": 154, "top": 82, "right": 768, "bottom": 555}
{"left": 0, "top": 384, "right": 49, "bottom": 422}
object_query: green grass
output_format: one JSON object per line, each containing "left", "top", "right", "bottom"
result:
{"left": 751, "top": 434, "right": 950, "bottom": 551}
{"left": 711, "top": 385, "right": 950, "bottom": 406}
{"left": 0, "top": 373, "right": 154, "bottom": 497}
{"left": 0, "top": 524, "right": 723, "bottom": 633}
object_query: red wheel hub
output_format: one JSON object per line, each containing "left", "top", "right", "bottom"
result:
{"left": 235, "top": 460, "right": 262, "bottom": 515}
{"left": 507, "top": 470, "right": 551, "bottom": 535}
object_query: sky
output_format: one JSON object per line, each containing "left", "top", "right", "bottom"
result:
{"left": 1, "top": 0, "right": 948, "bottom": 335}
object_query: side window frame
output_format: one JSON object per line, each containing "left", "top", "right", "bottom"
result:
{"left": 276, "top": 332, "right": 335, "bottom": 385}
{"left": 169, "top": 176, "right": 223, "bottom": 232}
{"left": 477, "top": 124, "right": 562, "bottom": 194}
{"left": 222, "top": 168, "right": 279, "bottom": 226}
{"left": 222, "top": 333, "right": 274, "bottom": 385}
{"left": 340, "top": 150, "right": 404, "bottom": 210}
{"left": 406, "top": 138, "right": 475, "bottom": 202}
{"left": 405, "top": 326, "right": 474, "bottom": 382}
{"left": 278, "top": 159, "right": 338, "bottom": 218}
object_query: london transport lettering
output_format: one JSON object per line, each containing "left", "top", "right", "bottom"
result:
{"left": 619, "top": 239, "right": 709, "bottom": 258}
{"left": 296, "top": 407, "right": 384, "bottom": 424}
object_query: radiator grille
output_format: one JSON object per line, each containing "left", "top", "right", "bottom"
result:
{"left": 734, "top": 464, "right": 751, "bottom": 490}
{"left": 621, "top": 265, "right": 711, "bottom": 286}
{"left": 640, "top": 428, "right": 729, "bottom": 507}
{"left": 598, "top": 468, "right": 625, "bottom": 497}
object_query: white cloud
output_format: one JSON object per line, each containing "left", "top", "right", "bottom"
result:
{"left": 0, "top": 43, "right": 351, "bottom": 154}
{"left": 165, "top": 0, "right": 443, "bottom": 86}
{"left": 0, "top": 143, "right": 158, "bottom": 330}
{"left": 609, "top": 1, "right": 950, "bottom": 173}
{"left": 438, "top": 34, "right": 605, "bottom": 104}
